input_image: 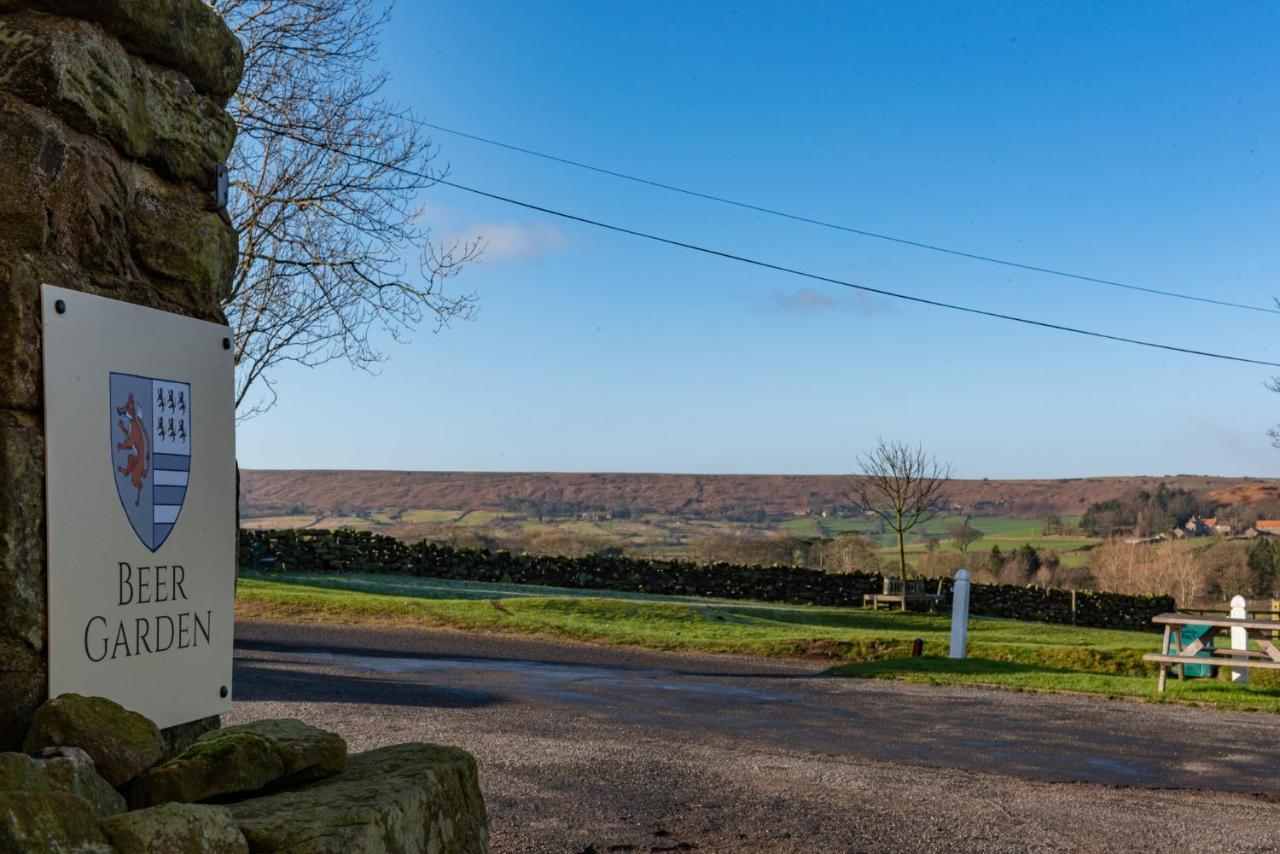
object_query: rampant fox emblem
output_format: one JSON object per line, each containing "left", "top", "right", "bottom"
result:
{"left": 115, "top": 392, "right": 150, "bottom": 506}
{"left": 110, "top": 373, "right": 191, "bottom": 551}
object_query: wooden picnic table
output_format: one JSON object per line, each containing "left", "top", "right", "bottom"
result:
{"left": 1144, "top": 612, "right": 1280, "bottom": 692}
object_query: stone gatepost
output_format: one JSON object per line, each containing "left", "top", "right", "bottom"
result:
{"left": 0, "top": 0, "right": 243, "bottom": 749}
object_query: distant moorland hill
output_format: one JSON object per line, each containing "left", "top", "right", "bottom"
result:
{"left": 239, "top": 470, "right": 1269, "bottom": 520}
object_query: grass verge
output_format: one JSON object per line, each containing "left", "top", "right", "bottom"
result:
{"left": 236, "top": 570, "right": 1280, "bottom": 713}
{"left": 829, "top": 657, "right": 1280, "bottom": 713}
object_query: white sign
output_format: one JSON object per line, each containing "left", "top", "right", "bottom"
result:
{"left": 41, "top": 285, "right": 236, "bottom": 728}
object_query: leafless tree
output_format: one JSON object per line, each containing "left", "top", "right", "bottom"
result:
{"left": 691, "top": 535, "right": 809, "bottom": 568}
{"left": 211, "top": 0, "right": 481, "bottom": 416}
{"left": 848, "top": 440, "right": 952, "bottom": 578}
{"left": 812, "top": 533, "right": 884, "bottom": 574}
{"left": 1268, "top": 378, "right": 1280, "bottom": 449}
{"left": 948, "top": 519, "right": 982, "bottom": 553}
{"left": 1087, "top": 541, "right": 1209, "bottom": 605}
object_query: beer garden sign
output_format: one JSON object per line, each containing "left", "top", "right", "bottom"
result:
{"left": 41, "top": 285, "right": 236, "bottom": 729}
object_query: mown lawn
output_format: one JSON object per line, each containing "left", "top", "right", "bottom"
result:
{"left": 236, "top": 570, "right": 1280, "bottom": 713}
{"left": 830, "top": 657, "right": 1280, "bottom": 713}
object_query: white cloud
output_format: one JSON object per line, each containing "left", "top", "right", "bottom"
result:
{"left": 848, "top": 291, "right": 895, "bottom": 315}
{"left": 776, "top": 288, "right": 837, "bottom": 310}
{"left": 773, "top": 289, "right": 896, "bottom": 316}
{"left": 447, "top": 220, "right": 568, "bottom": 263}
{"left": 773, "top": 288, "right": 893, "bottom": 314}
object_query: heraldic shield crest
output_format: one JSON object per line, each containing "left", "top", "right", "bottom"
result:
{"left": 110, "top": 372, "right": 191, "bottom": 551}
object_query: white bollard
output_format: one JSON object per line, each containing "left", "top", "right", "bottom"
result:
{"left": 1230, "top": 594, "right": 1249, "bottom": 684}
{"left": 950, "top": 569, "right": 970, "bottom": 659}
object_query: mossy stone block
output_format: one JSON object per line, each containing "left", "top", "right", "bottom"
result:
{"left": 228, "top": 743, "right": 488, "bottom": 854}
{"left": 195, "top": 718, "right": 346, "bottom": 785}
{"left": 0, "top": 790, "right": 110, "bottom": 853}
{"left": 128, "top": 733, "right": 284, "bottom": 809}
{"left": 22, "top": 693, "right": 164, "bottom": 787}
{"left": 101, "top": 802, "right": 249, "bottom": 853}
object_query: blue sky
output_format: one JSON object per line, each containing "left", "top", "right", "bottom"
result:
{"left": 237, "top": 1, "right": 1280, "bottom": 479}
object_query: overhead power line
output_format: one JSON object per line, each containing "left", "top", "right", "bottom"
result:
{"left": 270, "top": 125, "right": 1280, "bottom": 368}
{"left": 429, "top": 177, "right": 1280, "bottom": 368}
{"left": 379, "top": 108, "right": 1280, "bottom": 317}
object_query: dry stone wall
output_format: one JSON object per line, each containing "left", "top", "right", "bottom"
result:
{"left": 240, "top": 528, "right": 1176, "bottom": 631}
{"left": 0, "top": 0, "right": 241, "bottom": 749}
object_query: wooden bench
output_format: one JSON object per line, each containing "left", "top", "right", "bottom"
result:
{"left": 863, "top": 577, "right": 946, "bottom": 612}
{"left": 1144, "top": 613, "right": 1280, "bottom": 691}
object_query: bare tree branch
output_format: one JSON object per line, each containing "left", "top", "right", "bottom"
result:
{"left": 210, "top": 0, "right": 481, "bottom": 417}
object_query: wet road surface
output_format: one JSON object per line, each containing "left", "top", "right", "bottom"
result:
{"left": 229, "top": 621, "right": 1280, "bottom": 852}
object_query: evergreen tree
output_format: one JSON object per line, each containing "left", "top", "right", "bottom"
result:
{"left": 1015, "top": 544, "right": 1042, "bottom": 574}
{"left": 1247, "top": 538, "right": 1278, "bottom": 597}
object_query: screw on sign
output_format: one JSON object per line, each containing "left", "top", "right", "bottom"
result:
{"left": 42, "top": 285, "right": 236, "bottom": 729}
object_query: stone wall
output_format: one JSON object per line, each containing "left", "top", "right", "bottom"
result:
{"left": 240, "top": 528, "right": 1176, "bottom": 631}
{"left": 0, "top": 0, "right": 242, "bottom": 749}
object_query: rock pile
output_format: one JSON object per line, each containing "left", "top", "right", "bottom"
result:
{"left": 0, "top": 694, "right": 489, "bottom": 852}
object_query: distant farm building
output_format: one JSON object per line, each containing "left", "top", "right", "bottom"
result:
{"left": 1182, "top": 516, "right": 1233, "bottom": 537}
{"left": 1244, "top": 520, "right": 1280, "bottom": 538}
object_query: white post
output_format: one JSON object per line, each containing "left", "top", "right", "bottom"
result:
{"left": 1230, "top": 594, "right": 1249, "bottom": 684}
{"left": 950, "top": 569, "right": 971, "bottom": 659}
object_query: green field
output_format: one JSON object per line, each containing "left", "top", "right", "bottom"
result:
{"left": 236, "top": 570, "right": 1280, "bottom": 713}
{"left": 784, "top": 513, "right": 1087, "bottom": 541}
{"left": 240, "top": 505, "right": 1099, "bottom": 567}
{"left": 240, "top": 515, "right": 317, "bottom": 530}
{"left": 776, "top": 513, "right": 1099, "bottom": 567}
{"left": 830, "top": 657, "right": 1280, "bottom": 710}
{"left": 395, "top": 509, "right": 470, "bottom": 524}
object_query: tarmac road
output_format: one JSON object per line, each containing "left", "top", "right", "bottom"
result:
{"left": 228, "top": 621, "right": 1280, "bottom": 852}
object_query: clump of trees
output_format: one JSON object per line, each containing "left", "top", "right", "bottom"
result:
{"left": 516, "top": 530, "right": 621, "bottom": 559}
{"left": 1245, "top": 538, "right": 1280, "bottom": 598}
{"left": 1084, "top": 538, "right": 1280, "bottom": 605}
{"left": 1080, "top": 484, "right": 1211, "bottom": 537}
{"left": 419, "top": 527, "right": 499, "bottom": 552}
{"left": 690, "top": 535, "right": 810, "bottom": 568}
{"left": 810, "top": 534, "right": 885, "bottom": 574}
{"left": 417, "top": 527, "right": 637, "bottom": 558}
{"left": 688, "top": 533, "right": 884, "bottom": 574}
{"left": 917, "top": 542, "right": 1098, "bottom": 591}
{"left": 1087, "top": 542, "right": 1206, "bottom": 603}
{"left": 914, "top": 550, "right": 967, "bottom": 580}
{"left": 1217, "top": 499, "right": 1280, "bottom": 533}
{"left": 498, "top": 498, "right": 601, "bottom": 521}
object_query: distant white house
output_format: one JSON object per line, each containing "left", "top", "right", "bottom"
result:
{"left": 1123, "top": 534, "right": 1166, "bottom": 545}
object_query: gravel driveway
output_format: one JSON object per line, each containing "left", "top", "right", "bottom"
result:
{"left": 228, "top": 621, "right": 1280, "bottom": 852}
